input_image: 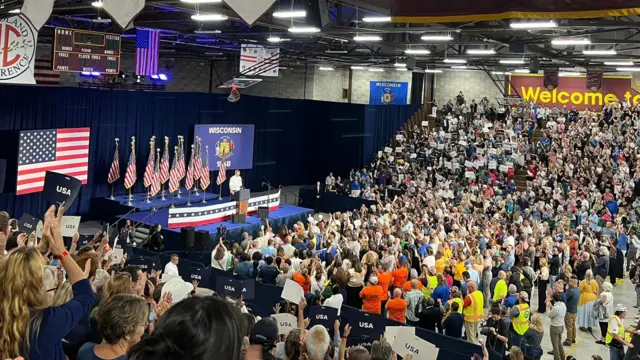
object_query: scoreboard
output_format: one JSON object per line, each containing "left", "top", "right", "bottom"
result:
{"left": 53, "top": 28, "right": 121, "bottom": 74}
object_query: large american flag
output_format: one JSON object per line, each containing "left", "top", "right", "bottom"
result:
{"left": 150, "top": 150, "right": 161, "bottom": 196}
{"left": 34, "top": 58, "right": 61, "bottom": 86}
{"left": 143, "top": 143, "right": 155, "bottom": 188}
{"left": 200, "top": 146, "right": 210, "bottom": 190}
{"left": 136, "top": 28, "right": 160, "bottom": 76}
{"left": 160, "top": 140, "right": 170, "bottom": 184}
{"left": 17, "top": 128, "right": 90, "bottom": 195}
{"left": 185, "top": 145, "right": 195, "bottom": 190}
{"left": 124, "top": 145, "right": 137, "bottom": 189}
{"left": 216, "top": 161, "right": 226, "bottom": 185}
{"left": 168, "top": 147, "right": 180, "bottom": 193}
{"left": 107, "top": 141, "right": 120, "bottom": 184}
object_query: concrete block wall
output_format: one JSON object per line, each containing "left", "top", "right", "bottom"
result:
{"left": 433, "top": 70, "right": 504, "bottom": 106}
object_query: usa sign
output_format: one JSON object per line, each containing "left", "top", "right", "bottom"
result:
{"left": 0, "top": 15, "right": 37, "bottom": 84}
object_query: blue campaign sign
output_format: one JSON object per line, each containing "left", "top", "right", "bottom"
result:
{"left": 369, "top": 81, "right": 409, "bottom": 105}
{"left": 194, "top": 124, "right": 255, "bottom": 170}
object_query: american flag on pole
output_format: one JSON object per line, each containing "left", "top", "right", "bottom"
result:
{"left": 107, "top": 139, "right": 120, "bottom": 184}
{"left": 160, "top": 138, "right": 170, "bottom": 184}
{"left": 169, "top": 147, "right": 180, "bottom": 193}
{"left": 216, "top": 161, "right": 226, "bottom": 186}
{"left": 34, "top": 58, "right": 61, "bottom": 86}
{"left": 200, "top": 146, "right": 211, "bottom": 190}
{"left": 194, "top": 139, "right": 202, "bottom": 181}
{"left": 150, "top": 149, "right": 161, "bottom": 196}
{"left": 136, "top": 28, "right": 160, "bottom": 76}
{"left": 178, "top": 138, "right": 186, "bottom": 179}
{"left": 185, "top": 145, "right": 195, "bottom": 190}
{"left": 124, "top": 139, "right": 137, "bottom": 189}
{"left": 17, "top": 128, "right": 90, "bottom": 196}
{"left": 143, "top": 139, "right": 155, "bottom": 188}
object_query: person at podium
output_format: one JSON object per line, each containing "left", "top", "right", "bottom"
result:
{"left": 230, "top": 170, "right": 243, "bottom": 195}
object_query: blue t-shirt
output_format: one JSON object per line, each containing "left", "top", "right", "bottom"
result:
{"left": 77, "top": 343, "right": 127, "bottom": 360}
{"left": 351, "top": 180, "right": 360, "bottom": 190}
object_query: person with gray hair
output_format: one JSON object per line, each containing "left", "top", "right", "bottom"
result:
{"left": 596, "top": 281, "right": 615, "bottom": 345}
{"left": 370, "top": 339, "right": 392, "bottom": 360}
{"left": 306, "top": 325, "right": 331, "bottom": 360}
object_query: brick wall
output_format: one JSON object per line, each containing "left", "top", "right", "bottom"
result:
{"left": 433, "top": 70, "right": 504, "bottom": 106}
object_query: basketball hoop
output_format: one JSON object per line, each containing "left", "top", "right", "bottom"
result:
{"left": 227, "top": 84, "right": 241, "bottom": 103}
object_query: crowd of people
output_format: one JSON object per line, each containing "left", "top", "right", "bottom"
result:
{"left": 2, "top": 95, "right": 640, "bottom": 360}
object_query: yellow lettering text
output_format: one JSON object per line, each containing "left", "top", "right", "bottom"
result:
{"left": 570, "top": 92, "right": 583, "bottom": 105}
{"left": 558, "top": 91, "right": 569, "bottom": 104}
{"left": 520, "top": 86, "right": 540, "bottom": 102}
{"left": 604, "top": 94, "right": 617, "bottom": 104}
{"left": 634, "top": 94, "right": 640, "bottom": 105}
{"left": 540, "top": 91, "right": 551, "bottom": 103}
{"left": 584, "top": 92, "right": 603, "bottom": 106}
{"left": 552, "top": 88, "right": 557, "bottom": 103}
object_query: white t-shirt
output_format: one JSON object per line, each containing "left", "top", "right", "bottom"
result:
{"left": 164, "top": 262, "right": 179, "bottom": 277}
{"left": 230, "top": 175, "right": 243, "bottom": 193}
{"left": 212, "top": 252, "right": 230, "bottom": 270}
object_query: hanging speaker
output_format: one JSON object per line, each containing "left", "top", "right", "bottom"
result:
{"left": 405, "top": 57, "right": 417, "bottom": 70}
{"left": 305, "top": 0, "right": 329, "bottom": 28}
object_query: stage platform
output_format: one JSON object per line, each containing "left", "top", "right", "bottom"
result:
{"left": 89, "top": 187, "right": 218, "bottom": 222}
{"left": 118, "top": 203, "right": 313, "bottom": 251}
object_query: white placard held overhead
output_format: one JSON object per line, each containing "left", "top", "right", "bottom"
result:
{"left": 396, "top": 134, "right": 404, "bottom": 141}
{"left": 281, "top": 279, "right": 304, "bottom": 304}
{"left": 61, "top": 216, "right": 81, "bottom": 237}
{"left": 386, "top": 326, "right": 412, "bottom": 345}
{"left": 377, "top": 151, "right": 382, "bottom": 158}
{"left": 465, "top": 171, "right": 475, "bottom": 178}
{"left": 499, "top": 165, "right": 508, "bottom": 172}
{"left": 388, "top": 156, "right": 395, "bottom": 162}
{"left": 353, "top": 219, "right": 362, "bottom": 228}
{"left": 391, "top": 327, "right": 438, "bottom": 359}
{"left": 410, "top": 153, "right": 417, "bottom": 159}
{"left": 464, "top": 160, "right": 474, "bottom": 168}
{"left": 506, "top": 162, "right": 514, "bottom": 168}
{"left": 384, "top": 147, "right": 393, "bottom": 153}
{"left": 272, "top": 313, "right": 298, "bottom": 335}
{"left": 395, "top": 146, "right": 403, "bottom": 152}
{"left": 109, "top": 248, "right": 124, "bottom": 266}
{"left": 421, "top": 121, "right": 428, "bottom": 126}
{"left": 437, "top": 143, "right": 444, "bottom": 150}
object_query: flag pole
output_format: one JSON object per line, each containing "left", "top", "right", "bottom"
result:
{"left": 161, "top": 136, "right": 168, "bottom": 201}
{"left": 127, "top": 188, "right": 132, "bottom": 206}
{"left": 177, "top": 136, "right": 183, "bottom": 198}
{"left": 171, "top": 191, "right": 175, "bottom": 208}
{"left": 145, "top": 138, "right": 155, "bottom": 204}
{"left": 110, "top": 184, "right": 115, "bottom": 200}
{"left": 187, "top": 188, "right": 191, "bottom": 206}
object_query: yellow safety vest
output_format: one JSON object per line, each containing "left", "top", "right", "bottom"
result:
{"left": 463, "top": 290, "right": 484, "bottom": 322}
{"left": 447, "top": 298, "right": 463, "bottom": 315}
{"left": 427, "top": 275, "right": 438, "bottom": 290}
{"left": 512, "top": 303, "right": 530, "bottom": 335}
{"left": 606, "top": 316, "right": 624, "bottom": 345}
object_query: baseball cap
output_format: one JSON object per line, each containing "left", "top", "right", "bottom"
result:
{"left": 615, "top": 304, "right": 627, "bottom": 313}
{"left": 250, "top": 318, "right": 278, "bottom": 346}
{"left": 519, "top": 291, "right": 529, "bottom": 302}
{"left": 161, "top": 277, "right": 194, "bottom": 304}
{"left": 369, "top": 276, "right": 379, "bottom": 285}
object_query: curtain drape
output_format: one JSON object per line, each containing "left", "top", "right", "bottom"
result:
{"left": 362, "top": 104, "right": 421, "bottom": 165}
{"left": 0, "top": 85, "right": 419, "bottom": 218}
{"left": 411, "top": 72, "right": 426, "bottom": 105}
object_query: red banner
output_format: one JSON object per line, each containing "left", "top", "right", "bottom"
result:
{"left": 509, "top": 74, "right": 633, "bottom": 110}
{"left": 391, "top": 0, "right": 640, "bottom": 23}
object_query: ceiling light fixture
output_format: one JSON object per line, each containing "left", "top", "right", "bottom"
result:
{"left": 362, "top": 16, "right": 391, "bottom": 22}
{"left": 499, "top": 59, "right": 525, "bottom": 64}
{"left": 8, "top": 9, "right": 20, "bottom": 13}
{"left": 559, "top": 71, "right": 582, "bottom": 76}
{"left": 405, "top": 49, "right": 430, "bottom": 55}
{"left": 191, "top": 13, "right": 229, "bottom": 21}
{"left": 513, "top": 69, "right": 530, "bottom": 73}
{"left": 605, "top": 61, "right": 634, "bottom": 66}
{"left": 583, "top": 49, "right": 617, "bottom": 55}
{"left": 491, "top": 71, "right": 511, "bottom": 75}
{"left": 319, "top": 67, "right": 334, "bottom": 71}
{"left": 368, "top": 68, "right": 384, "bottom": 72}
{"left": 351, "top": 66, "right": 366, "bottom": 70}
{"left": 180, "top": 0, "right": 222, "bottom": 3}
{"left": 394, "top": 63, "right": 407, "bottom": 67}
{"left": 425, "top": 69, "right": 443, "bottom": 73}
{"left": 443, "top": 58, "right": 466, "bottom": 64}
{"left": 353, "top": 35, "right": 382, "bottom": 41}
{"left": 617, "top": 67, "right": 640, "bottom": 72}
{"left": 396, "top": 68, "right": 408, "bottom": 71}
{"left": 288, "top": 26, "right": 321, "bottom": 33}
{"left": 267, "top": 36, "right": 282, "bottom": 43}
{"left": 194, "top": 30, "right": 222, "bottom": 34}
{"left": 325, "top": 50, "right": 348, "bottom": 54}
{"left": 273, "top": 10, "right": 306, "bottom": 18}
{"left": 509, "top": 20, "right": 557, "bottom": 29}
{"left": 551, "top": 38, "right": 591, "bottom": 45}
{"left": 91, "top": 1, "right": 103, "bottom": 7}
{"left": 450, "top": 66, "right": 467, "bottom": 69}
{"left": 420, "top": 35, "right": 453, "bottom": 41}
{"left": 467, "top": 49, "right": 496, "bottom": 55}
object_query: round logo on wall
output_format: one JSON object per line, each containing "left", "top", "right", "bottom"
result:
{"left": 0, "top": 15, "right": 36, "bottom": 81}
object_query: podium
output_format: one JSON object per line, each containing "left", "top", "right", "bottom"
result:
{"left": 231, "top": 189, "right": 250, "bottom": 224}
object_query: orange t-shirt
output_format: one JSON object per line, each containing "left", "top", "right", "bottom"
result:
{"left": 402, "top": 280, "right": 423, "bottom": 292}
{"left": 386, "top": 298, "right": 407, "bottom": 323}
{"left": 292, "top": 273, "right": 311, "bottom": 293}
{"left": 392, "top": 268, "right": 409, "bottom": 287}
{"left": 360, "top": 285, "right": 384, "bottom": 314}
{"left": 377, "top": 272, "right": 392, "bottom": 301}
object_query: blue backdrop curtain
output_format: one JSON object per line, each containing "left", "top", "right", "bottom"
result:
{"left": 362, "top": 104, "right": 421, "bottom": 165}
{"left": 0, "top": 85, "right": 418, "bottom": 218}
